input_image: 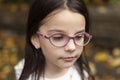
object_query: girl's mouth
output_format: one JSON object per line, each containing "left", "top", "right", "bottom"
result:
{"left": 61, "top": 57, "right": 76, "bottom": 62}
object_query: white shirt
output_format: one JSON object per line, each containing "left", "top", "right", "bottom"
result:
{"left": 14, "top": 59, "right": 88, "bottom": 80}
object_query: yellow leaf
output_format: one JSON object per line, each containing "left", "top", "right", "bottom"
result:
{"left": 10, "top": 55, "right": 18, "bottom": 65}
{"left": 5, "top": 37, "right": 15, "bottom": 47}
{"left": 112, "top": 47, "right": 120, "bottom": 57}
{"left": 10, "top": 4, "right": 18, "bottom": 12}
{"left": 94, "top": 51, "right": 109, "bottom": 62}
{"left": 108, "top": 58, "right": 120, "bottom": 67}
{"left": 0, "top": 60, "right": 4, "bottom": 67}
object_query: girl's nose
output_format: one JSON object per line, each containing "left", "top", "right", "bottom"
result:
{"left": 64, "top": 39, "right": 76, "bottom": 52}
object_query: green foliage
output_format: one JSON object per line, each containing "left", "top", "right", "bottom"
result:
{"left": 2, "top": 0, "right": 17, "bottom": 3}
{"left": 84, "top": 0, "right": 120, "bottom": 5}
{"left": 109, "top": 0, "right": 120, "bottom": 4}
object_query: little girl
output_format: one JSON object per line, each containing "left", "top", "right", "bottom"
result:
{"left": 15, "top": 0, "right": 94, "bottom": 80}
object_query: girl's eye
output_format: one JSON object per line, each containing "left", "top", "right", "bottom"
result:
{"left": 75, "top": 35, "right": 84, "bottom": 40}
{"left": 51, "top": 34, "right": 66, "bottom": 41}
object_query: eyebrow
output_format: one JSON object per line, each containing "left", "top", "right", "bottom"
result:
{"left": 75, "top": 29, "right": 85, "bottom": 34}
{"left": 48, "top": 29, "right": 64, "bottom": 32}
{"left": 47, "top": 29, "right": 85, "bottom": 35}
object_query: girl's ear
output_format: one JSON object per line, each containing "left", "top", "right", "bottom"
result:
{"left": 31, "top": 35, "right": 41, "bottom": 49}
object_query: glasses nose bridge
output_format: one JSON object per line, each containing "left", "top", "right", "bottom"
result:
{"left": 68, "top": 36, "right": 75, "bottom": 40}
{"left": 64, "top": 36, "right": 76, "bottom": 50}
{"left": 67, "top": 36, "right": 76, "bottom": 45}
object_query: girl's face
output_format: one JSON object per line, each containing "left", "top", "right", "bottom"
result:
{"left": 31, "top": 9, "right": 85, "bottom": 70}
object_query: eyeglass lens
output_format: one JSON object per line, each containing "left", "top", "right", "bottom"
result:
{"left": 49, "top": 33, "right": 91, "bottom": 47}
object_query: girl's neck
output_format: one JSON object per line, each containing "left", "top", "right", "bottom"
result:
{"left": 44, "top": 65, "right": 70, "bottom": 79}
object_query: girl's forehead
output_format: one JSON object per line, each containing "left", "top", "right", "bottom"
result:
{"left": 39, "top": 9, "right": 85, "bottom": 34}
{"left": 42, "top": 26, "right": 85, "bottom": 35}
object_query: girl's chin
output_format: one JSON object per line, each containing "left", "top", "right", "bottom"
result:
{"left": 58, "top": 62, "right": 75, "bottom": 69}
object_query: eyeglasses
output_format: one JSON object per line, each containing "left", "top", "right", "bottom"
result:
{"left": 37, "top": 32, "right": 92, "bottom": 47}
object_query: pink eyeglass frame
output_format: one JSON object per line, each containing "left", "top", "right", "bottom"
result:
{"left": 36, "top": 32, "right": 92, "bottom": 47}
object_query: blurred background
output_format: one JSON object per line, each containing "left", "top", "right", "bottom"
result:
{"left": 0, "top": 0, "right": 120, "bottom": 80}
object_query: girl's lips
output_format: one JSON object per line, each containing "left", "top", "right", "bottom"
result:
{"left": 61, "top": 57, "right": 76, "bottom": 62}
